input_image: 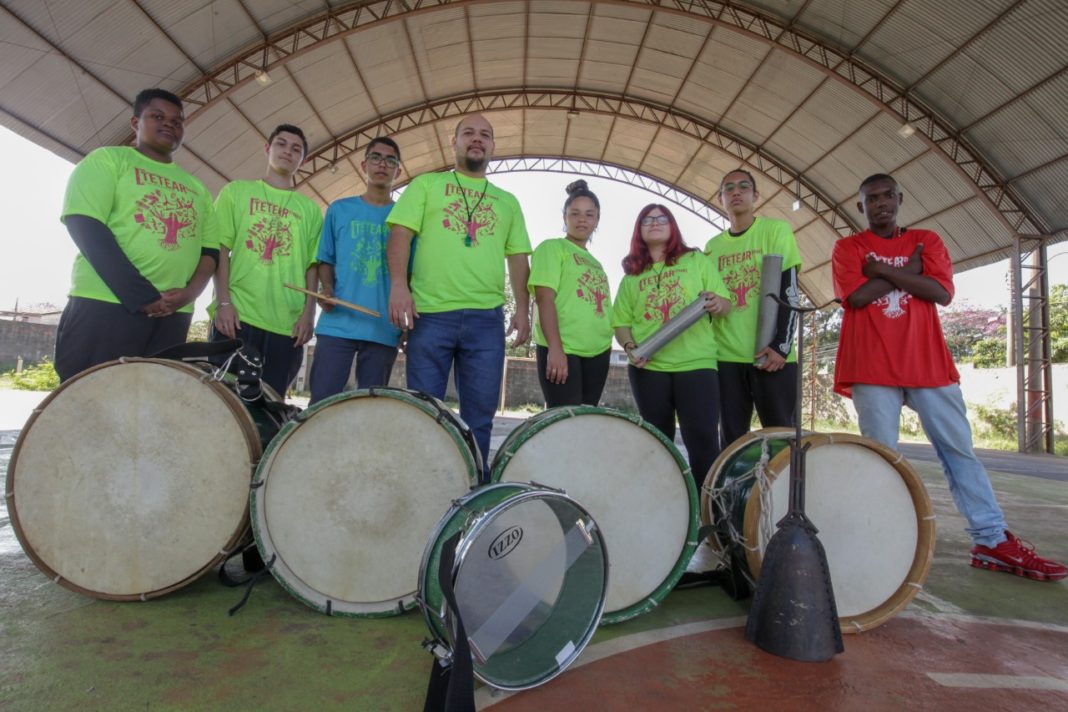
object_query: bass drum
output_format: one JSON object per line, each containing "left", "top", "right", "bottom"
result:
{"left": 6, "top": 358, "right": 278, "bottom": 600}
{"left": 252, "top": 387, "right": 480, "bottom": 617}
{"left": 707, "top": 431, "right": 935, "bottom": 633}
{"left": 492, "top": 406, "right": 697, "bottom": 624}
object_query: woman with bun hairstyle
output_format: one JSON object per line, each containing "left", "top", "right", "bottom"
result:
{"left": 528, "top": 180, "right": 614, "bottom": 406}
{"left": 611, "top": 204, "right": 731, "bottom": 489}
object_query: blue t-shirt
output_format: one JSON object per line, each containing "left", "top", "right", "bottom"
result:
{"left": 314, "top": 196, "right": 400, "bottom": 347}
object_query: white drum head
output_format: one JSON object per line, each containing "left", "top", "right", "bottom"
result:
{"left": 7, "top": 359, "right": 257, "bottom": 599}
{"left": 747, "top": 434, "right": 934, "bottom": 631}
{"left": 493, "top": 408, "right": 695, "bottom": 622}
{"left": 253, "top": 390, "right": 477, "bottom": 616}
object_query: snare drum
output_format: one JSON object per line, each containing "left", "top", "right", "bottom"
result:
{"left": 5, "top": 358, "right": 280, "bottom": 600}
{"left": 492, "top": 406, "right": 697, "bottom": 624}
{"left": 419, "top": 482, "right": 608, "bottom": 691}
{"left": 251, "top": 387, "right": 479, "bottom": 616}
{"left": 706, "top": 431, "right": 935, "bottom": 633}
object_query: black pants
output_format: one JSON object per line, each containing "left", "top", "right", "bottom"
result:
{"left": 535, "top": 346, "right": 611, "bottom": 408}
{"left": 717, "top": 361, "right": 798, "bottom": 448}
{"left": 627, "top": 366, "right": 721, "bottom": 491}
{"left": 210, "top": 322, "right": 303, "bottom": 398}
{"left": 54, "top": 297, "right": 192, "bottom": 382}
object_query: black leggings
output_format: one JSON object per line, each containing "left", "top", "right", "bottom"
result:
{"left": 627, "top": 366, "right": 721, "bottom": 491}
{"left": 535, "top": 346, "right": 611, "bottom": 408}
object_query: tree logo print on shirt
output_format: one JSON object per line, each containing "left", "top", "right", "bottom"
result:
{"left": 575, "top": 268, "right": 610, "bottom": 317}
{"left": 442, "top": 199, "right": 498, "bottom": 246}
{"left": 245, "top": 216, "right": 293, "bottom": 263}
{"left": 135, "top": 189, "right": 196, "bottom": 250}
{"left": 723, "top": 262, "right": 761, "bottom": 309}
{"left": 347, "top": 221, "right": 388, "bottom": 286}
{"left": 867, "top": 252, "right": 911, "bottom": 319}
{"left": 643, "top": 274, "right": 685, "bottom": 324}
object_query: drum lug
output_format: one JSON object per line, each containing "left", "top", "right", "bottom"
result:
{"left": 421, "top": 638, "right": 453, "bottom": 666}
{"left": 578, "top": 518, "right": 596, "bottom": 545}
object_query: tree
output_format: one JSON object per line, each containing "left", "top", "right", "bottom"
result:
{"left": 1051, "top": 283, "right": 1068, "bottom": 363}
{"left": 939, "top": 303, "right": 1004, "bottom": 363}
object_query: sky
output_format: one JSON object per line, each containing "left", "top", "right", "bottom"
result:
{"left": 1, "top": 124, "right": 1065, "bottom": 323}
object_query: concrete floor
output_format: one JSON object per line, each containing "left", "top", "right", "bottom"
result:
{"left": 2, "top": 395, "right": 1067, "bottom": 711}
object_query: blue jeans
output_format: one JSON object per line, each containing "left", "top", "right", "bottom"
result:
{"left": 308, "top": 334, "right": 398, "bottom": 404}
{"left": 852, "top": 383, "right": 1007, "bottom": 547}
{"left": 404, "top": 308, "right": 505, "bottom": 478}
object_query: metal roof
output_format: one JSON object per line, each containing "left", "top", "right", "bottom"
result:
{"left": 2, "top": 0, "right": 1065, "bottom": 303}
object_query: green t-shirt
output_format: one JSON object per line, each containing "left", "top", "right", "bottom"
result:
{"left": 611, "top": 250, "right": 729, "bottom": 372}
{"left": 386, "top": 171, "right": 532, "bottom": 312}
{"left": 61, "top": 146, "right": 219, "bottom": 313}
{"left": 210, "top": 180, "right": 323, "bottom": 336}
{"left": 704, "top": 216, "right": 802, "bottom": 363}
{"left": 528, "top": 238, "right": 613, "bottom": 357}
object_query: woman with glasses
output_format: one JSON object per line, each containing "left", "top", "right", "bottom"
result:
{"left": 612, "top": 204, "right": 731, "bottom": 490}
{"left": 528, "top": 180, "right": 613, "bottom": 406}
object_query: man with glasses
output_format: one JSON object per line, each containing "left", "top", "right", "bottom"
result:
{"left": 386, "top": 114, "right": 532, "bottom": 478}
{"left": 705, "top": 168, "right": 802, "bottom": 447}
{"left": 55, "top": 88, "right": 219, "bottom": 382}
{"left": 210, "top": 124, "right": 323, "bottom": 398}
{"left": 308, "top": 137, "right": 404, "bottom": 402}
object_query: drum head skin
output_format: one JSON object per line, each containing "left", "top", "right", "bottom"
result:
{"left": 491, "top": 406, "right": 697, "bottom": 624}
{"left": 744, "top": 433, "right": 936, "bottom": 633}
{"left": 6, "top": 359, "right": 259, "bottom": 600}
{"left": 419, "top": 483, "right": 608, "bottom": 691}
{"left": 252, "top": 388, "right": 478, "bottom": 617}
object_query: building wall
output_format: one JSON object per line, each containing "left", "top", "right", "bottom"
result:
{"left": 0, "top": 320, "right": 57, "bottom": 368}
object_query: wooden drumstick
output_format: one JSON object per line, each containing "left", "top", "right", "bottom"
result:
{"left": 284, "top": 283, "right": 381, "bottom": 318}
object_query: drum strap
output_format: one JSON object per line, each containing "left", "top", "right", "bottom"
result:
{"left": 217, "top": 542, "right": 277, "bottom": 616}
{"left": 423, "top": 531, "right": 475, "bottom": 712}
{"left": 150, "top": 339, "right": 244, "bottom": 361}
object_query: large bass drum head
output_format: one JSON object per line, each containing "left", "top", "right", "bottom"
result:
{"left": 252, "top": 388, "right": 478, "bottom": 616}
{"left": 492, "top": 406, "right": 696, "bottom": 624}
{"left": 745, "top": 433, "right": 935, "bottom": 632}
{"left": 6, "top": 359, "right": 258, "bottom": 599}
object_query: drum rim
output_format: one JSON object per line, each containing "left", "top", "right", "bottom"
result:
{"left": 419, "top": 483, "right": 609, "bottom": 691}
{"left": 252, "top": 387, "right": 479, "bottom": 617}
{"left": 742, "top": 432, "right": 936, "bottom": 633}
{"left": 490, "top": 405, "right": 698, "bottom": 625}
{"left": 5, "top": 358, "right": 260, "bottom": 600}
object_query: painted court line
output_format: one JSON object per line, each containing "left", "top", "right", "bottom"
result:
{"left": 477, "top": 617, "right": 747, "bottom": 707}
{"left": 928, "top": 673, "right": 1068, "bottom": 691}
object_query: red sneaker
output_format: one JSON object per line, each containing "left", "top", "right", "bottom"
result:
{"left": 971, "top": 531, "right": 1067, "bottom": 581}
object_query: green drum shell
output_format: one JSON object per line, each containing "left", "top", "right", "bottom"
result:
{"left": 491, "top": 405, "right": 698, "bottom": 625}
{"left": 700, "top": 428, "right": 794, "bottom": 560}
{"left": 252, "top": 387, "right": 479, "bottom": 618}
{"left": 418, "top": 482, "right": 609, "bottom": 691}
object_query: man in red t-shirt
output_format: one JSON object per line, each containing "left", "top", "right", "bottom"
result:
{"left": 832, "top": 173, "right": 1065, "bottom": 581}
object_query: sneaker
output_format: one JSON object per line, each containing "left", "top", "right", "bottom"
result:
{"left": 971, "top": 531, "right": 1067, "bottom": 581}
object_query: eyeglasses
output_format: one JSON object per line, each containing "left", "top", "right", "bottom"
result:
{"left": 366, "top": 152, "right": 400, "bottom": 168}
{"left": 640, "top": 215, "right": 670, "bottom": 226}
{"left": 721, "top": 181, "right": 753, "bottom": 193}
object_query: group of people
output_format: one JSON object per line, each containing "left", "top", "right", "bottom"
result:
{"left": 56, "top": 87, "right": 1064, "bottom": 583}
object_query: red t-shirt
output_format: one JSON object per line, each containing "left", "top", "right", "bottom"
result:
{"left": 832, "top": 228, "right": 959, "bottom": 398}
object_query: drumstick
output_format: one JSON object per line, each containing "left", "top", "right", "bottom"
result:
{"left": 284, "top": 283, "right": 381, "bottom": 318}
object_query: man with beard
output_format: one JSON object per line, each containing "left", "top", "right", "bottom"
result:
{"left": 55, "top": 88, "right": 219, "bottom": 381}
{"left": 386, "top": 114, "right": 531, "bottom": 478}
{"left": 833, "top": 173, "right": 1065, "bottom": 582}
{"left": 309, "top": 137, "right": 403, "bottom": 403}
{"left": 210, "top": 124, "right": 323, "bottom": 397}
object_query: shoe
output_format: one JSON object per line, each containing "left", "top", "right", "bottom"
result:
{"left": 971, "top": 531, "right": 1067, "bottom": 581}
